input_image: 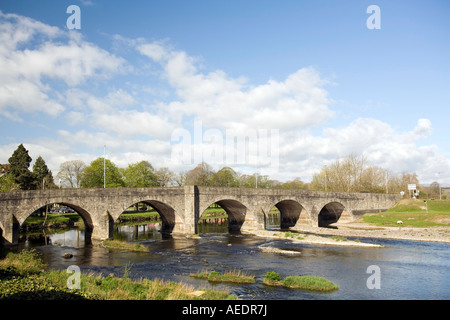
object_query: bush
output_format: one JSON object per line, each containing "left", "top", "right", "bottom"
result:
{"left": 264, "top": 271, "right": 281, "bottom": 283}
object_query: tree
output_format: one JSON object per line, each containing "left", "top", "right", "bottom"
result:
{"left": 56, "top": 160, "right": 86, "bottom": 188}
{"left": 0, "top": 173, "right": 20, "bottom": 192}
{"left": 208, "top": 167, "right": 239, "bottom": 187}
{"left": 359, "top": 166, "right": 387, "bottom": 193}
{"left": 173, "top": 171, "right": 187, "bottom": 186}
{"left": 154, "top": 167, "right": 175, "bottom": 187}
{"left": 81, "top": 158, "right": 125, "bottom": 188}
{"left": 310, "top": 154, "right": 420, "bottom": 194}
{"left": 237, "top": 173, "right": 275, "bottom": 188}
{"left": 310, "top": 154, "right": 367, "bottom": 192}
{"left": 32, "top": 156, "right": 57, "bottom": 189}
{"left": 278, "top": 178, "right": 307, "bottom": 190}
{"left": 8, "top": 144, "right": 37, "bottom": 190}
{"left": 185, "top": 162, "right": 214, "bottom": 186}
{"left": 122, "top": 161, "right": 158, "bottom": 187}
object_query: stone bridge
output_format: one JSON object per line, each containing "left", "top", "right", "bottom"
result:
{"left": 0, "top": 186, "right": 401, "bottom": 245}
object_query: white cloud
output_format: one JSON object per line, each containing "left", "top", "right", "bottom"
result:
{"left": 0, "top": 10, "right": 126, "bottom": 121}
{"left": 137, "top": 41, "right": 333, "bottom": 132}
{"left": 413, "top": 118, "right": 432, "bottom": 138}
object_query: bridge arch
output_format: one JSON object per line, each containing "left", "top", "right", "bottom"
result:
{"left": 199, "top": 199, "right": 250, "bottom": 233}
{"left": 318, "top": 201, "right": 346, "bottom": 227}
{"left": 266, "top": 199, "right": 305, "bottom": 230}
{"left": 19, "top": 201, "right": 94, "bottom": 242}
{"left": 116, "top": 200, "right": 182, "bottom": 234}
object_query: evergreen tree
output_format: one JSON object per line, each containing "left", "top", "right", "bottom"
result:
{"left": 8, "top": 144, "right": 37, "bottom": 190}
{"left": 32, "top": 156, "right": 57, "bottom": 189}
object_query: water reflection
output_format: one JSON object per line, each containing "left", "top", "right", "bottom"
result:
{"left": 114, "top": 223, "right": 164, "bottom": 242}
{"left": 266, "top": 213, "right": 281, "bottom": 230}
{"left": 17, "top": 220, "right": 450, "bottom": 300}
{"left": 20, "top": 229, "right": 85, "bottom": 248}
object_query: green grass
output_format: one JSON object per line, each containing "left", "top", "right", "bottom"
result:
{"left": 117, "top": 211, "right": 161, "bottom": 223}
{"left": 199, "top": 207, "right": 228, "bottom": 220}
{"left": 363, "top": 199, "right": 450, "bottom": 228}
{"left": 263, "top": 272, "right": 338, "bottom": 292}
{"left": 0, "top": 250, "right": 236, "bottom": 300}
{"left": 22, "top": 213, "right": 82, "bottom": 228}
{"left": 190, "top": 270, "right": 255, "bottom": 284}
{"left": 281, "top": 276, "right": 339, "bottom": 291}
{"left": 103, "top": 239, "right": 149, "bottom": 252}
{"left": 0, "top": 248, "right": 46, "bottom": 275}
{"left": 328, "top": 235, "right": 348, "bottom": 242}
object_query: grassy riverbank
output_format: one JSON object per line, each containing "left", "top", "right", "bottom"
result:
{"left": 0, "top": 249, "right": 236, "bottom": 300}
{"left": 363, "top": 199, "right": 450, "bottom": 227}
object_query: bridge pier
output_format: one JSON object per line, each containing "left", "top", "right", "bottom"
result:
{"left": 91, "top": 211, "right": 114, "bottom": 241}
{"left": 0, "top": 215, "right": 20, "bottom": 246}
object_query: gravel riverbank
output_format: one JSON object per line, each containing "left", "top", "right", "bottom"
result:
{"left": 243, "top": 221, "right": 450, "bottom": 246}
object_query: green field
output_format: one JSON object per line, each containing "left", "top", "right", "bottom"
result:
{"left": 363, "top": 199, "right": 450, "bottom": 227}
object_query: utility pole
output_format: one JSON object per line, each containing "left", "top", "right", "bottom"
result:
{"left": 385, "top": 171, "right": 389, "bottom": 194}
{"left": 438, "top": 172, "right": 442, "bottom": 200}
{"left": 103, "top": 145, "right": 106, "bottom": 188}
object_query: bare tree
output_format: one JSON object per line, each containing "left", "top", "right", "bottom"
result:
{"left": 174, "top": 171, "right": 187, "bottom": 186}
{"left": 185, "top": 162, "right": 214, "bottom": 186}
{"left": 56, "top": 160, "right": 86, "bottom": 188}
{"left": 155, "top": 167, "right": 175, "bottom": 187}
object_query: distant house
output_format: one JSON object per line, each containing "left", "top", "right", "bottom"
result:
{"left": 0, "top": 164, "right": 10, "bottom": 177}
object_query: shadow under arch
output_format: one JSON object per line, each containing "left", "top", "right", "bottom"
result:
{"left": 201, "top": 199, "right": 248, "bottom": 233}
{"left": 22, "top": 202, "right": 94, "bottom": 244}
{"left": 120, "top": 200, "right": 178, "bottom": 234}
{"left": 269, "top": 199, "right": 304, "bottom": 230}
{"left": 318, "top": 202, "right": 345, "bottom": 227}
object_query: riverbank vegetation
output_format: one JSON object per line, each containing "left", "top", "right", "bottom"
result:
{"left": 263, "top": 271, "right": 339, "bottom": 292}
{"left": 102, "top": 239, "right": 149, "bottom": 252}
{"left": 0, "top": 249, "right": 236, "bottom": 300}
{"left": 190, "top": 270, "right": 255, "bottom": 284}
{"left": 363, "top": 199, "right": 450, "bottom": 228}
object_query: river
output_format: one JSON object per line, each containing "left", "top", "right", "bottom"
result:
{"left": 17, "top": 216, "right": 450, "bottom": 300}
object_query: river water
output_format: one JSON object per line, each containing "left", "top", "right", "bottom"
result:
{"left": 17, "top": 216, "right": 450, "bottom": 300}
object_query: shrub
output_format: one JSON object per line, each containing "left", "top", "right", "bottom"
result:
{"left": 264, "top": 271, "right": 281, "bottom": 283}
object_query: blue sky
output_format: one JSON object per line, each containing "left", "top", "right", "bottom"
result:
{"left": 0, "top": 0, "right": 449, "bottom": 183}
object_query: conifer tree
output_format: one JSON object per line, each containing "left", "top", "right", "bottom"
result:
{"left": 8, "top": 144, "right": 37, "bottom": 190}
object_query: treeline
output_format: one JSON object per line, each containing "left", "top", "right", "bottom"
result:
{"left": 0, "top": 145, "right": 428, "bottom": 195}
{"left": 310, "top": 154, "right": 420, "bottom": 194}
